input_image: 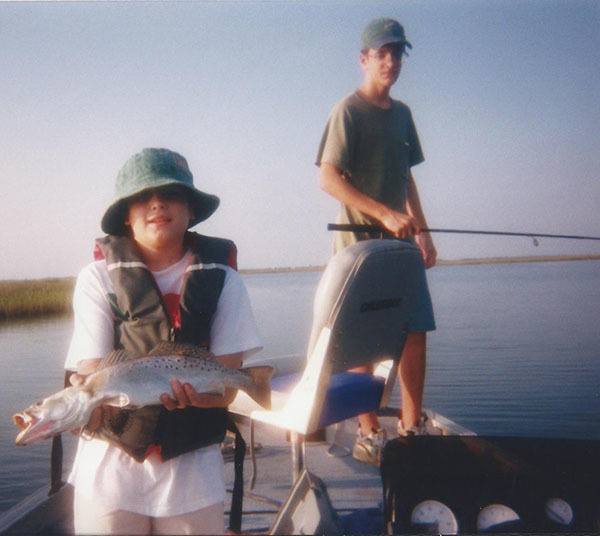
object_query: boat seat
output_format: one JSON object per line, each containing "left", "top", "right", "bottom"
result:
{"left": 269, "top": 371, "right": 386, "bottom": 430}
{"left": 230, "top": 238, "right": 431, "bottom": 481}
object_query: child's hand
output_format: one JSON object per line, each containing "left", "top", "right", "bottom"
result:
{"left": 69, "top": 358, "right": 106, "bottom": 435}
{"left": 160, "top": 379, "right": 235, "bottom": 409}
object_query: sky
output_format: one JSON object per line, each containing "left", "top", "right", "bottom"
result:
{"left": 1, "top": 0, "right": 599, "bottom": 279}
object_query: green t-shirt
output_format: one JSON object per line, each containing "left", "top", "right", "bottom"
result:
{"left": 316, "top": 91, "right": 424, "bottom": 252}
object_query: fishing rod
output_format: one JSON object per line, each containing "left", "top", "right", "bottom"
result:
{"left": 327, "top": 223, "right": 600, "bottom": 245}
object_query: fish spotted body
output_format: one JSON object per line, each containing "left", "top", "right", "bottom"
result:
{"left": 13, "top": 343, "right": 272, "bottom": 446}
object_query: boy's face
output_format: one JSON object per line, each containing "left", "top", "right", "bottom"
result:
{"left": 125, "top": 186, "right": 193, "bottom": 250}
{"left": 360, "top": 42, "right": 403, "bottom": 89}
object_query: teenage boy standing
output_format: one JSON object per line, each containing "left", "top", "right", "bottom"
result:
{"left": 316, "top": 18, "right": 437, "bottom": 465}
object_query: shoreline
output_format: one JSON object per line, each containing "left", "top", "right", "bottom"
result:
{"left": 239, "top": 253, "right": 600, "bottom": 274}
{"left": 1, "top": 254, "right": 598, "bottom": 322}
{"left": 435, "top": 253, "right": 600, "bottom": 267}
{"left": 0, "top": 254, "right": 597, "bottom": 281}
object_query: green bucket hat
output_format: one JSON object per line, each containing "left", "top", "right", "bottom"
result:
{"left": 101, "top": 148, "right": 220, "bottom": 235}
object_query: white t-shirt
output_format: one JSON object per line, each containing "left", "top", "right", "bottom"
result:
{"left": 64, "top": 252, "right": 262, "bottom": 517}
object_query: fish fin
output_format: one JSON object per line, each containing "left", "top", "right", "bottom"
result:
{"left": 243, "top": 366, "right": 274, "bottom": 409}
{"left": 104, "top": 393, "right": 131, "bottom": 408}
{"left": 149, "top": 341, "right": 213, "bottom": 360}
{"left": 98, "top": 349, "right": 134, "bottom": 369}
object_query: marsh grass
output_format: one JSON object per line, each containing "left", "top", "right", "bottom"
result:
{"left": 0, "top": 278, "right": 75, "bottom": 321}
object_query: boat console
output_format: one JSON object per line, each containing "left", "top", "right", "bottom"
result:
{"left": 382, "top": 435, "right": 600, "bottom": 533}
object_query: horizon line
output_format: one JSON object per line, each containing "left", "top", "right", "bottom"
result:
{"left": 1, "top": 254, "right": 599, "bottom": 283}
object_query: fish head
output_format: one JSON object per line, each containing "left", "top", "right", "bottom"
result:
{"left": 13, "top": 386, "right": 93, "bottom": 445}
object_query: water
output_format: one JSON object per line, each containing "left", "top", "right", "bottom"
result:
{"left": 0, "top": 317, "right": 75, "bottom": 514}
{"left": 424, "top": 261, "right": 600, "bottom": 438}
{"left": 1, "top": 260, "right": 599, "bottom": 513}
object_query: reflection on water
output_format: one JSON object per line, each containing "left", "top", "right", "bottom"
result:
{"left": 0, "top": 261, "right": 599, "bottom": 512}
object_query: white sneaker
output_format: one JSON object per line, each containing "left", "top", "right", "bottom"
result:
{"left": 397, "top": 414, "right": 442, "bottom": 436}
{"left": 352, "top": 428, "right": 387, "bottom": 466}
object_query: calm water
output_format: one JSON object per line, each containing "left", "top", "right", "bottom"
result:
{"left": 1, "top": 260, "right": 599, "bottom": 512}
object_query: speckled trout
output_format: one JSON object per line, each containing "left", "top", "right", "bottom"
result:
{"left": 13, "top": 342, "right": 272, "bottom": 446}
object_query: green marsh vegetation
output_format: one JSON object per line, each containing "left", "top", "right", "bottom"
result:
{"left": 0, "top": 278, "right": 75, "bottom": 321}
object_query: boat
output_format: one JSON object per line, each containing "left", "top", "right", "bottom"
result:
{"left": 2, "top": 239, "right": 599, "bottom": 534}
{"left": 3, "top": 413, "right": 600, "bottom": 534}
{"left": 0, "top": 408, "right": 471, "bottom": 535}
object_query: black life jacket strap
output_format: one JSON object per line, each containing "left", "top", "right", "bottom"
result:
{"left": 227, "top": 417, "right": 246, "bottom": 533}
{"left": 50, "top": 371, "right": 73, "bottom": 495}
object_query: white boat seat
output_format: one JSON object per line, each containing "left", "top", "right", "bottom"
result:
{"left": 230, "top": 239, "right": 431, "bottom": 480}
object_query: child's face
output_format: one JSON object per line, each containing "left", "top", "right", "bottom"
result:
{"left": 360, "top": 43, "right": 403, "bottom": 89}
{"left": 125, "top": 187, "right": 193, "bottom": 250}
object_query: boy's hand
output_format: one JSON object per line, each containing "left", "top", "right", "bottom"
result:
{"left": 69, "top": 374, "right": 116, "bottom": 434}
{"left": 415, "top": 232, "right": 437, "bottom": 268}
{"left": 70, "top": 358, "right": 105, "bottom": 434}
{"left": 69, "top": 373, "right": 86, "bottom": 387}
{"left": 160, "top": 379, "right": 236, "bottom": 410}
{"left": 380, "top": 209, "right": 419, "bottom": 239}
{"left": 161, "top": 352, "right": 243, "bottom": 410}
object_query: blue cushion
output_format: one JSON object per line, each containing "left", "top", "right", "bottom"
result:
{"left": 318, "top": 372, "right": 385, "bottom": 428}
{"left": 271, "top": 372, "right": 385, "bottom": 429}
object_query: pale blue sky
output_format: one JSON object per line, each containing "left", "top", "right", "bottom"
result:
{"left": 1, "top": 0, "right": 599, "bottom": 279}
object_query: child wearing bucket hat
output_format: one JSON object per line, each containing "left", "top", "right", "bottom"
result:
{"left": 316, "top": 18, "right": 438, "bottom": 465}
{"left": 63, "top": 148, "right": 262, "bottom": 534}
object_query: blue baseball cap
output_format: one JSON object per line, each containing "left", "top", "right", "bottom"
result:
{"left": 362, "top": 18, "right": 412, "bottom": 51}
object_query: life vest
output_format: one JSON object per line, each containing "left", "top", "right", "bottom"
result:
{"left": 91, "top": 231, "right": 237, "bottom": 462}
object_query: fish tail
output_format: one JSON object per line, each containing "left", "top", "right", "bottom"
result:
{"left": 244, "top": 366, "right": 273, "bottom": 409}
